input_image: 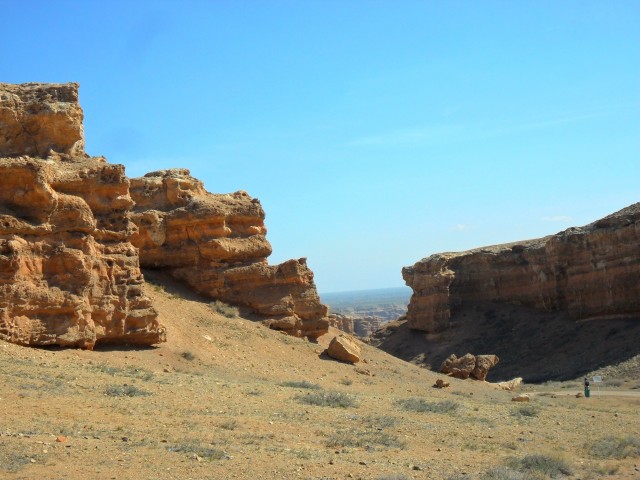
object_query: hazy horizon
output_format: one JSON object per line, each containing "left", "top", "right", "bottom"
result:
{"left": 3, "top": 1, "right": 638, "bottom": 292}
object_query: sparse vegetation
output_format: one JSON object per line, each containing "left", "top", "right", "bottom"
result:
{"left": 589, "top": 435, "right": 640, "bottom": 459}
{"left": 506, "top": 454, "right": 573, "bottom": 478}
{"left": 340, "top": 378, "right": 353, "bottom": 386}
{"left": 218, "top": 419, "right": 239, "bottom": 430}
{"left": 180, "top": 351, "right": 196, "bottom": 361}
{"left": 325, "top": 428, "right": 406, "bottom": 449}
{"left": 511, "top": 404, "right": 540, "bottom": 418}
{"left": 296, "top": 390, "right": 359, "bottom": 408}
{"left": 376, "top": 475, "right": 411, "bottom": 480}
{"left": 396, "top": 398, "right": 459, "bottom": 414}
{"left": 104, "top": 384, "right": 151, "bottom": 397}
{"left": 167, "top": 440, "right": 227, "bottom": 460}
{"left": 210, "top": 300, "right": 239, "bottom": 318}
{"left": 281, "top": 380, "right": 321, "bottom": 390}
{"left": 481, "top": 466, "right": 528, "bottom": 480}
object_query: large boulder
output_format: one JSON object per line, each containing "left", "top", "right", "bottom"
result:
{"left": 327, "top": 334, "right": 361, "bottom": 364}
{"left": 441, "top": 353, "right": 499, "bottom": 381}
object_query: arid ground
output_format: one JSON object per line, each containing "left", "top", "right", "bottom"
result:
{"left": 1, "top": 272, "right": 638, "bottom": 479}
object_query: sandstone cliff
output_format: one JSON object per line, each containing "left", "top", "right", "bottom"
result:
{"left": 0, "top": 83, "right": 165, "bottom": 348}
{"left": 129, "top": 169, "right": 329, "bottom": 338}
{"left": 403, "top": 204, "right": 640, "bottom": 332}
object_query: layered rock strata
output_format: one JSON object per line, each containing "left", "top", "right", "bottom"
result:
{"left": 129, "top": 169, "right": 329, "bottom": 338}
{"left": 403, "top": 204, "right": 640, "bottom": 332}
{"left": 0, "top": 82, "right": 165, "bottom": 348}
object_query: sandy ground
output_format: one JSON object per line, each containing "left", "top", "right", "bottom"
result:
{"left": 1, "top": 277, "right": 639, "bottom": 479}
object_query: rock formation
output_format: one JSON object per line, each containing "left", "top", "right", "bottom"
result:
{"left": 440, "top": 353, "right": 499, "bottom": 381}
{"left": 129, "top": 169, "right": 329, "bottom": 338}
{"left": 403, "top": 204, "right": 640, "bottom": 332}
{"left": 0, "top": 83, "right": 165, "bottom": 349}
{"left": 328, "top": 313, "right": 382, "bottom": 338}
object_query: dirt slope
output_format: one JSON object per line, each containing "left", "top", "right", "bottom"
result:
{"left": 1, "top": 272, "right": 638, "bottom": 479}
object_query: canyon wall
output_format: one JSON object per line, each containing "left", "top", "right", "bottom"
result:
{"left": 0, "top": 83, "right": 165, "bottom": 348}
{"left": 129, "top": 169, "right": 329, "bottom": 338}
{"left": 0, "top": 81, "right": 329, "bottom": 347}
{"left": 403, "top": 203, "right": 640, "bottom": 332}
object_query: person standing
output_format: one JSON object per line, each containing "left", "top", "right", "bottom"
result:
{"left": 584, "top": 377, "right": 590, "bottom": 398}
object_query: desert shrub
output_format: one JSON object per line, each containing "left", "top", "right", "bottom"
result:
{"left": 360, "top": 415, "right": 399, "bottom": 429}
{"left": 376, "top": 474, "right": 411, "bottom": 480}
{"left": 396, "top": 398, "right": 458, "bottom": 414}
{"left": 180, "top": 351, "right": 196, "bottom": 361}
{"left": 340, "top": 378, "right": 353, "bottom": 386}
{"left": 507, "top": 454, "right": 573, "bottom": 477}
{"left": 296, "top": 390, "right": 358, "bottom": 408}
{"left": 511, "top": 404, "right": 540, "bottom": 418}
{"left": 326, "top": 429, "right": 405, "bottom": 449}
{"left": 167, "top": 440, "right": 227, "bottom": 460}
{"left": 481, "top": 466, "right": 528, "bottom": 480}
{"left": 281, "top": 380, "right": 321, "bottom": 390}
{"left": 104, "top": 384, "right": 151, "bottom": 397}
{"left": 210, "top": 300, "right": 239, "bottom": 318}
{"left": 218, "top": 420, "right": 239, "bottom": 430}
{"left": 589, "top": 435, "right": 640, "bottom": 459}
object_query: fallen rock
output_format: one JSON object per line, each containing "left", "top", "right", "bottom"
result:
{"left": 440, "top": 353, "right": 499, "bottom": 380}
{"left": 511, "top": 394, "right": 530, "bottom": 402}
{"left": 472, "top": 354, "right": 500, "bottom": 381}
{"left": 493, "top": 377, "right": 523, "bottom": 391}
{"left": 327, "top": 334, "right": 361, "bottom": 364}
{"left": 433, "top": 378, "right": 450, "bottom": 389}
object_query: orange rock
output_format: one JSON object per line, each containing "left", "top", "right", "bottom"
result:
{"left": 327, "top": 334, "right": 361, "bottom": 364}
{"left": 55, "top": 436, "right": 67, "bottom": 443}
{"left": 433, "top": 378, "right": 450, "bottom": 388}
{"left": 403, "top": 203, "right": 640, "bottom": 333}
{"left": 0, "top": 83, "right": 165, "bottom": 349}
{"left": 129, "top": 169, "right": 329, "bottom": 338}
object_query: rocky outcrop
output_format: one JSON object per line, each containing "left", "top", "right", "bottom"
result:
{"left": 0, "top": 83, "right": 165, "bottom": 348}
{"left": 440, "top": 353, "right": 499, "bottom": 381}
{"left": 403, "top": 204, "right": 640, "bottom": 332}
{"left": 129, "top": 169, "right": 329, "bottom": 338}
{"left": 328, "top": 313, "right": 382, "bottom": 338}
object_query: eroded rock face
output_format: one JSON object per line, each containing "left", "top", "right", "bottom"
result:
{"left": 403, "top": 204, "right": 640, "bottom": 332}
{"left": 0, "top": 83, "right": 85, "bottom": 158}
{"left": 0, "top": 82, "right": 165, "bottom": 349}
{"left": 129, "top": 169, "right": 329, "bottom": 338}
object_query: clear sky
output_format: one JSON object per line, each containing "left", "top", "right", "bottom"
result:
{"left": 2, "top": 1, "right": 639, "bottom": 293}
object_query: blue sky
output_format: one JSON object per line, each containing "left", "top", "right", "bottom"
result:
{"left": 2, "top": 1, "right": 639, "bottom": 293}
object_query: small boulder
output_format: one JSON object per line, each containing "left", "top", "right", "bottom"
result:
{"left": 327, "top": 334, "right": 361, "bottom": 364}
{"left": 433, "top": 378, "right": 450, "bottom": 389}
{"left": 494, "top": 377, "right": 523, "bottom": 391}
{"left": 511, "top": 394, "right": 530, "bottom": 402}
